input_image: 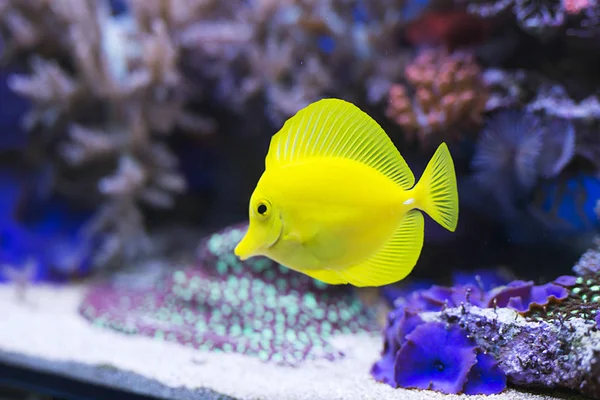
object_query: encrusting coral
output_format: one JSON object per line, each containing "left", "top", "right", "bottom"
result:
{"left": 385, "top": 47, "right": 489, "bottom": 150}
{"left": 79, "top": 224, "right": 378, "bottom": 366}
{"left": 372, "top": 244, "right": 600, "bottom": 398}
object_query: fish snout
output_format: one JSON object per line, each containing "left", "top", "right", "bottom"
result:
{"left": 233, "top": 241, "right": 250, "bottom": 260}
{"left": 233, "top": 232, "right": 260, "bottom": 260}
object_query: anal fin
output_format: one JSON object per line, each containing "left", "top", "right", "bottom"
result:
{"left": 340, "top": 210, "right": 425, "bottom": 287}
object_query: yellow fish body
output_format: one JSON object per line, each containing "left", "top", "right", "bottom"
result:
{"left": 234, "top": 98, "right": 459, "bottom": 287}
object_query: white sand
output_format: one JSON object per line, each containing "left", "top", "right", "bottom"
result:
{"left": 0, "top": 284, "right": 585, "bottom": 400}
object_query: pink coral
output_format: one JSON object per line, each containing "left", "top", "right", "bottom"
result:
{"left": 385, "top": 48, "right": 488, "bottom": 150}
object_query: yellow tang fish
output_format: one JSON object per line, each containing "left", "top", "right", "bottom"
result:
{"left": 234, "top": 98, "right": 459, "bottom": 287}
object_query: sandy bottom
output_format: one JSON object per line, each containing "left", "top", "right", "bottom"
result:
{"left": 0, "top": 283, "right": 586, "bottom": 400}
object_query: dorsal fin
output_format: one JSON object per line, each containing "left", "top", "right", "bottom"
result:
{"left": 265, "top": 98, "right": 415, "bottom": 189}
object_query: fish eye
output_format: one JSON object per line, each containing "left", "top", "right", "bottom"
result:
{"left": 256, "top": 202, "right": 269, "bottom": 216}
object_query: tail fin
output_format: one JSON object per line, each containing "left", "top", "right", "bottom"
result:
{"left": 412, "top": 142, "right": 459, "bottom": 232}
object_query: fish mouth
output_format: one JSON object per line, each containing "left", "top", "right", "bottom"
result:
{"left": 234, "top": 214, "right": 282, "bottom": 260}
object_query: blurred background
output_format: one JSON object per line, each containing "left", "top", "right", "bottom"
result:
{"left": 1, "top": 0, "right": 599, "bottom": 286}
{"left": 1, "top": 0, "right": 600, "bottom": 398}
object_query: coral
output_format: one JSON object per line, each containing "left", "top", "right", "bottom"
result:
{"left": 573, "top": 236, "right": 600, "bottom": 275}
{"left": 373, "top": 252, "right": 600, "bottom": 398}
{"left": 370, "top": 308, "right": 424, "bottom": 385}
{"left": 79, "top": 223, "right": 378, "bottom": 366}
{"left": 372, "top": 285, "right": 510, "bottom": 396}
{"left": 0, "top": 0, "right": 426, "bottom": 270}
{"left": 0, "top": 0, "right": 68, "bottom": 60}
{"left": 170, "top": 0, "right": 423, "bottom": 124}
{"left": 462, "top": 0, "right": 600, "bottom": 39}
{"left": 469, "top": 109, "right": 578, "bottom": 223}
{"left": 385, "top": 48, "right": 488, "bottom": 149}
{"left": 384, "top": 269, "right": 572, "bottom": 317}
{"left": 471, "top": 109, "right": 544, "bottom": 199}
{"left": 565, "top": 1, "right": 600, "bottom": 37}
{"left": 536, "top": 117, "right": 576, "bottom": 178}
{"left": 404, "top": 10, "right": 492, "bottom": 51}
{"left": 463, "top": 352, "right": 508, "bottom": 395}
{"left": 1, "top": 0, "right": 219, "bottom": 269}
{"left": 462, "top": 0, "right": 566, "bottom": 39}
{"left": 564, "top": 0, "right": 593, "bottom": 14}
{"left": 394, "top": 322, "right": 478, "bottom": 394}
{"left": 486, "top": 280, "right": 569, "bottom": 312}
{"left": 527, "top": 83, "right": 600, "bottom": 120}
{"left": 481, "top": 69, "right": 525, "bottom": 111}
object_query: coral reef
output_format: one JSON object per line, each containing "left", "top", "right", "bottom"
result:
{"left": 459, "top": 0, "right": 600, "bottom": 39}
{"left": 0, "top": 0, "right": 223, "bottom": 270}
{"left": 385, "top": 47, "right": 488, "bottom": 150}
{"left": 372, "top": 251, "right": 600, "bottom": 398}
{"left": 79, "top": 224, "right": 378, "bottom": 365}
{"left": 0, "top": 0, "right": 429, "bottom": 274}
{"left": 221, "top": 0, "right": 419, "bottom": 124}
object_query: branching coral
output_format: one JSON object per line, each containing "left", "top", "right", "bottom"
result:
{"left": 0, "top": 0, "right": 70, "bottom": 59}
{"left": 0, "top": 0, "right": 427, "bottom": 270}
{"left": 225, "top": 0, "right": 417, "bottom": 124}
{"left": 527, "top": 83, "right": 600, "bottom": 120}
{"left": 1, "top": 0, "right": 220, "bottom": 268}
{"left": 461, "top": 0, "right": 565, "bottom": 38}
{"left": 461, "top": 0, "right": 600, "bottom": 39}
{"left": 481, "top": 68, "right": 532, "bottom": 112}
{"left": 79, "top": 224, "right": 378, "bottom": 366}
{"left": 385, "top": 48, "right": 488, "bottom": 149}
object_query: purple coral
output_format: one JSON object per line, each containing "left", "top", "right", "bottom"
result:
{"left": 373, "top": 254, "right": 600, "bottom": 398}
{"left": 79, "top": 224, "right": 377, "bottom": 366}
{"left": 463, "top": 352, "right": 508, "bottom": 395}
{"left": 371, "top": 309, "right": 424, "bottom": 386}
{"left": 387, "top": 270, "right": 573, "bottom": 316}
{"left": 374, "top": 315, "right": 507, "bottom": 395}
{"left": 554, "top": 275, "right": 578, "bottom": 287}
{"left": 471, "top": 109, "right": 544, "bottom": 219}
{"left": 487, "top": 280, "right": 569, "bottom": 312}
{"left": 394, "top": 322, "right": 478, "bottom": 394}
{"left": 372, "top": 268, "right": 583, "bottom": 395}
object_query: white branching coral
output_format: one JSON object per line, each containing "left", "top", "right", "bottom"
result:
{"left": 0, "top": 0, "right": 417, "bottom": 268}
{"left": 1, "top": 0, "right": 217, "bottom": 267}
